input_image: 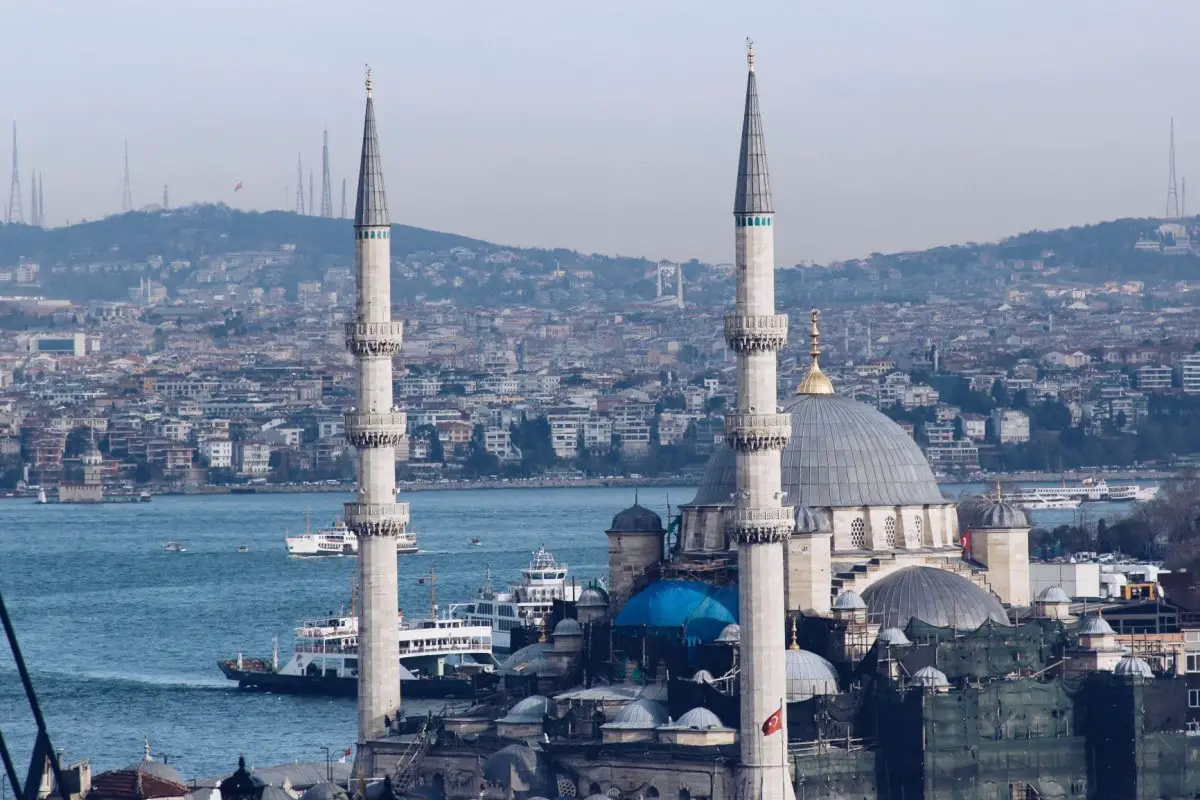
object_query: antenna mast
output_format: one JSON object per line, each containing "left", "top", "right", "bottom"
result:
{"left": 295, "top": 155, "right": 305, "bottom": 214}
{"left": 1167, "top": 117, "right": 1180, "bottom": 220}
{"left": 122, "top": 139, "right": 133, "bottom": 213}
{"left": 320, "top": 130, "right": 333, "bottom": 217}
{"left": 162, "top": 184, "right": 169, "bottom": 211}
{"left": 308, "top": 169, "right": 314, "bottom": 219}
{"left": 7, "top": 122, "right": 22, "bottom": 224}
{"left": 29, "top": 171, "right": 38, "bottom": 227}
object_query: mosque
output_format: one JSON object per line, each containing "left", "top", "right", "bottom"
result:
{"left": 319, "top": 52, "right": 1200, "bottom": 800}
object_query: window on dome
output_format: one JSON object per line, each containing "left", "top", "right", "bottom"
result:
{"left": 850, "top": 518, "right": 866, "bottom": 549}
{"left": 884, "top": 516, "right": 897, "bottom": 548}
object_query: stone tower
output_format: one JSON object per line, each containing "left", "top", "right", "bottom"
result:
{"left": 605, "top": 501, "right": 666, "bottom": 603}
{"left": 344, "top": 68, "right": 410, "bottom": 772}
{"left": 968, "top": 494, "right": 1031, "bottom": 607}
{"left": 723, "top": 42, "right": 795, "bottom": 800}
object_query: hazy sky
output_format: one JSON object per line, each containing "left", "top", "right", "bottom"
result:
{"left": 3, "top": 2, "right": 1196, "bottom": 264}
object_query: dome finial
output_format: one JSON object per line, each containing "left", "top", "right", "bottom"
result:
{"left": 796, "top": 308, "right": 835, "bottom": 395}
{"left": 365, "top": 64, "right": 373, "bottom": 99}
{"left": 789, "top": 615, "right": 799, "bottom": 650}
{"left": 746, "top": 38, "right": 755, "bottom": 73}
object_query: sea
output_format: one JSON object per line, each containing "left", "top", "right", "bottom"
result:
{"left": 0, "top": 483, "right": 1134, "bottom": 782}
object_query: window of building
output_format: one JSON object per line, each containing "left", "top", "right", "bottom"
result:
{"left": 913, "top": 516, "right": 923, "bottom": 545}
{"left": 1190, "top": 689, "right": 1200, "bottom": 708}
{"left": 884, "top": 516, "right": 897, "bottom": 548}
{"left": 1187, "top": 653, "right": 1200, "bottom": 673}
{"left": 850, "top": 518, "right": 866, "bottom": 549}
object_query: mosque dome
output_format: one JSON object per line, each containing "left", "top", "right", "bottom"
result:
{"left": 1036, "top": 585, "right": 1071, "bottom": 604}
{"left": 911, "top": 666, "right": 949, "bottom": 689}
{"left": 877, "top": 628, "right": 912, "bottom": 647}
{"left": 500, "top": 643, "right": 560, "bottom": 676}
{"left": 614, "top": 580, "right": 738, "bottom": 643}
{"left": 833, "top": 590, "right": 867, "bottom": 611}
{"left": 552, "top": 618, "right": 583, "bottom": 637}
{"left": 663, "top": 707, "right": 730, "bottom": 731}
{"left": 794, "top": 504, "right": 831, "bottom": 534}
{"left": 1114, "top": 656, "right": 1154, "bottom": 679}
{"left": 608, "top": 503, "right": 664, "bottom": 533}
{"left": 577, "top": 586, "right": 610, "bottom": 608}
{"left": 602, "top": 698, "right": 669, "bottom": 730}
{"left": 498, "top": 695, "right": 555, "bottom": 723}
{"left": 716, "top": 623, "right": 741, "bottom": 643}
{"left": 860, "top": 566, "right": 1009, "bottom": 630}
{"left": 784, "top": 649, "right": 840, "bottom": 701}
{"left": 690, "top": 394, "right": 946, "bottom": 508}
{"left": 1077, "top": 614, "right": 1115, "bottom": 636}
{"left": 978, "top": 502, "right": 1029, "bottom": 529}
{"left": 482, "top": 745, "right": 544, "bottom": 788}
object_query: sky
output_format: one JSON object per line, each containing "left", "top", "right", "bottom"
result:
{"left": 2, "top": 1, "right": 1197, "bottom": 264}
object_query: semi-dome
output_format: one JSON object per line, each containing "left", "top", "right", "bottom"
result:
{"left": 1036, "top": 585, "right": 1071, "bottom": 604}
{"left": 498, "top": 694, "right": 555, "bottom": 723}
{"left": 602, "top": 698, "right": 669, "bottom": 730}
{"left": 690, "top": 394, "right": 947, "bottom": 508}
{"left": 911, "top": 666, "right": 949, "bottom": 688}
{"left": 794, "top": 504, "right": 830, "bottom": 534}
{"left": 833, "top": 590, "right": 867, "bottom": 611}
{"left": 784, "top": 649, "right": 839, "bottom": 701}
{"left": 663, "top": 707, "right": 730, "bottom": 731}
{"left": 716, "top": 623, "right": 741, "bottom": 643}
{"left": 978, "top": 502, "right": 1029, "bottom": 529}
{"left": 860, "top": 566, "right": 1009, "bottom": 630}
{"left": 609, "top": 503, "right": 664, "bottom": 533}
{"left": 1114, "top": 655, "right": 1154, "bottom": 678}
{"left": 1077, "top": 614, "right": 1115, "bottom": 636}
{"left": 877, "top": 628, "right": 912, "bottom": 647}
{"left": 577, "top": 586, "right": 610, "bottom": 608}
{"left": 614, "top": 580, "right": 738, "bottom": 643}
{"left": 552, "top": 618, "right": 583, "bottom": 637}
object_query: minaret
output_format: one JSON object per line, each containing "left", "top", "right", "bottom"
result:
{"left": 722, "top": 41, "right": 794, "bottom": 800}
{"left": 344, "top": 66, "right": 410, "bottom": 772}
{"left": 676, "top": 262, "right": 684, "bottom": 309}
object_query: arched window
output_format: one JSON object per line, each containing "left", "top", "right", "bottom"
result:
{"left": 647, "top": 789, "right": 660, "bottom": 800}
{"left": 884, "top": 516, "right": 897, "bottom": 548}
{"left": 850, "top": 518, "right": 866, "bottom": 549}
{"left": 913, "top": 516, "right": 924, "bottom": 545}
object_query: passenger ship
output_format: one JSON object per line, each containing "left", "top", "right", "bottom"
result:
{"left": 284, "top": 513, "right": 418, "bottom": 556}
{"left": 999, "top": 479, "right": 1159, "bottom": 509}
{"left": 449, "top": 546, "right": 582, "bottom": 653}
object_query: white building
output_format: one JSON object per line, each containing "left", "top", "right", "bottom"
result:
{"left": 991, "top": 409, "right": 1030, "bottom": 444}
{"left": 236, "top": 441, "right": 271, "bottom": 475}
{"left": 199, "top": 438, "right": 234, "bottom": 469}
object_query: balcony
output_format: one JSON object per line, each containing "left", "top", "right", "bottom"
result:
{"left": 344, "top": 410, "right": 407, "bottom": 448}
{"left": 724, "top": 412, "right": 791, "bottom": 451}
{"left": 723, "top": 313, "right": 788, "bottom": 353}
{"left": 344, "top": 502, "right": 411, "bottom": 537}
{"left": 344, "top": 321, "right": 404, "bottom": 358}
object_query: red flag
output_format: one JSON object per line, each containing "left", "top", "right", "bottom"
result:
{"left": 761, "top": 704, "right": 782, "bottom": 737}
{"left": 343, "top": 747, "right": 352, "bottom": 757}
{"left": 233, "top": 182, "right": 243, "bottom": 192}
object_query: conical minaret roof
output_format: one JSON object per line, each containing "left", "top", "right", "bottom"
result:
{"left": 354, "top": 67, "right": 389, "bottom": 228}
{"left": 733, "top": 42, "right": 772, "bottom": 215}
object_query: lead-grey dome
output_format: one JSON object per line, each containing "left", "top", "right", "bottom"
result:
{"left": 1114, "top": 655, "right": 1154, "bottom": 678}
{"left": 301, "top": 782, "right": 349, "bottom": 800}
{"left": 602, "top": 698, "right": 669, "bottom": 730}
{"left": 978, "top": 502, "right": 1029, "bottom": 529}
{"left": 1036, "top": 585, "right": 1071, "bottom": 603}
{"left": 609, "top": 503, "right": 664, "bottom": 533}
{"left": 690, "top": 395, "right": 946, "bottom": 507}
{"left": 482, "top": 744, "right": 544, "bottom": 789}
{"left": 663, "top": 707, "right": 729, "bottom": 730}
{"left": 552, "top": 618, "right": 583, "bottom": 637}
{"left": 577, "top": 586, "right": 609, "bottom": 608}
{"left": 911, "top": 665, "right": 949, "bottom": 688}
{"left": 860, "top": 566, "right": 1009, "bottom": 630}
{"left": 784, "top": 649, "right": 839, "bottom": 701}
{"left": 877, "top": 627, "right": 911, "bottom": 647}
{"left": 833, "top": 590, "right": 867, "bottom": 611}
{"left": 499, "top": 694, "right": 555, "bottom": 723}
{"left": 1077, "top": 614, "right": 1115, "bottom": 636}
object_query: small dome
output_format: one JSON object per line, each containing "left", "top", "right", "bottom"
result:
{"left": 911, "top": 666, "right": 949, "bottom": 688}
{"left": 692, "top": 669, "right": 715, "bottom": 684}
{"left": 1114, "top": 655, "right": 1154, "bottom": 678}
{"left": 663, "top": 707, "right": 729, "bottom": 731}
{"left": 552, "top": 618, "right": 583, "bottom": 637}
{"left": 602, "top": 698, "right": 669, "bottom": 730}
{"left": 499, "top": 694, "right": 555, "bottom": 723}
{"left": 793, "top": 505, "right": 830, "bottom": 534}
{"left": 482, "top": 744, "right": 542, "bottom": 788}
{"left": 784, "top": 649, "right": 839, "bottom": 701}
{"left": 833, "top": 590, "right": 866, "bottom": 611}
{"left": 1077, "top": 614, "right": 1115, "bottom": 636}
{"left": 877, "top": 628, "right": 911, "bottom": 647}
{"left": 860, "top": 566, "right": 1010, "bottom": 630}
{"left": 716, "top": 623, "right": 741, "bottom": 643}
{"left": 301, "top": 783, "right": 349, "bottom": 800}
{"left": 577, "top": 586, "right": 610, "bottom": 608}
{"left": 1036, "top": 585, "right": 1071, "bottom": 604}
{"left": 609, "top": 503, "right": 664, "bottom": 533}
{"left": 978, "top": 502, "right": 1029, "bottom": 529}
{"left": 500, "top": 643, "right": 561, "bottom": 676}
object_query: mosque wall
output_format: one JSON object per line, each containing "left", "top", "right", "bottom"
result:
{"left": 679, "top": 506, "right": 726, "bottom": 553}
{"left": 827, "top": 504, "right": 957, "bottom": 553}
{"left": 556, "top": 752, "right": 736, "bottom": 800}
{"left": 785, "top": 531, "right": 831, "bottom": 614}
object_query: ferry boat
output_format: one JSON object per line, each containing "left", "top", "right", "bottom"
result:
{"left": 218, "top": 580, "right": 498, "bottom": 699}
{"left": 284, "top": 513, "right": 419, "bottom": 557}
{"left": 448, "top": 546, "right": 582, "bottom": 653}
{"left": 163, "top": 541, "right": 185, "bottom": 553}
{"left": 1001, "top": 479, "right": 1158, "bottom": 508}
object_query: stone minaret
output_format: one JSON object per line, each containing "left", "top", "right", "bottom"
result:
{"left": 723, "top": 42, "right": 795, "bottom": 800}
{"left": 345, "top": 67, "right": 409, "bottom": 772}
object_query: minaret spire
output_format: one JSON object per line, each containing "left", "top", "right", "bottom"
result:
{"left": 355, "top": 64, "right": 389, "bottom": 228}
{"left": 734, "top": 38, "right": 772, "bottom": 216}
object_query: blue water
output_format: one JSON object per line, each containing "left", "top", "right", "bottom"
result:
{"left": 0, "top": 482, "right": 1134, "bottom": 782}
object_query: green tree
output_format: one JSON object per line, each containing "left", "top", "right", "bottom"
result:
{"left": 463, "top": 424, "right": 500, "bottom": 477}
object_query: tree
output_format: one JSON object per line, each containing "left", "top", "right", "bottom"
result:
{"left": 64, "top": 426, "right": 93, "bottom": 458}
{"left": 704, "top": 396, "right": 726, "bottom": 414}
{"left": 463, "top": 424, "right": 500, "bottom": 477}
{"left": 990, "top": 378, "right": 1008, "bottom": 407}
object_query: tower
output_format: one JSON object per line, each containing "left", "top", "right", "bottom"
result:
{"left": 723, "top": 41, "right": 794, "bottom": 800}
{"left": 676, "top": 261, "right": 684, "bottom": 309}
{"left": 968, "top": 490, "right": 1031, "bottom": 607}
{"left": 320, "top": 130, "right": 334, "bottom": 218}
{"left": 38, "top": 171, "right": 43, "bottom": 226}
{"left": 1167, "top": 117, "right": 1180, "bottom": 220}
{"left": 344, "top": 67, "right": 410, "bottom": 774}
{"left": 309, "top": 169, "right": 314, "bottom": 219}
{"left": 341, "top": 177, "right": 347, "bottom": 219}
{"left": 7, "top": 122, "right": 22, "bottom": 224}
{"left": 29, "top": 171, "right": 38, "bottom": 227}
{"left": 163, "top": 184, "right": 169, "bottom": 211}
{"left": 295, "top": 155, "right": 305, "bottom": 214}
{"left": 122, "top": 140, "right": 133, "bottom": 213}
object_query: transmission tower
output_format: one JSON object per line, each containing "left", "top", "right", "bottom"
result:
{"left": 295, "top": 155, "right": 305, "bottom": 214}
{"left": 163, "top": 184, "right": 169, "bottom": 211}
{"left": 122, "top": 139, "right": 133, "bottom": 213}
{"left": 1166, "top": 118, "right": 1180, "bottom": 220}
{"left": 6, "top": 122, "right": 22, "bottom": 224}
{"left": 308, "top": 169, "right": 314, "bottom": 218}
{"left": 320, "top": 130, "right": 333, "bottom": 217}
{"left": 340, "top": 177, "right": 346, "bottom": 218}
{"left": 38, "top": 171, "right": 43, "bottom": 225}
{"left": 29, "top": 171, "right": 38, "bottom": 227}
{"left": 1183, "top": 177, "right": 1188, "bottom": 218}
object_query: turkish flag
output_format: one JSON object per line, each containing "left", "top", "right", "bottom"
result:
{"left": 761, "top": 705, "right": 782, "bottom": 737}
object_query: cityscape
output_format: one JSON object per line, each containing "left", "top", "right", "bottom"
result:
{"left": 7, "top": 7, "right": 1200, "bottom": 800}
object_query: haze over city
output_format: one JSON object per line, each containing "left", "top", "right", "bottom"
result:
{"left": 5, "top": 1, "right": 1198, "bottom": 263}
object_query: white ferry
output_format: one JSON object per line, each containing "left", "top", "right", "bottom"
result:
{"left": 449, "top": 546, "right": 582, "bottom": 653}
{"left": 284, "top": 514, "right": 418, "bottom": 556}
{"left": 1001, "top": 479, "right": 1158, "bottom": 508}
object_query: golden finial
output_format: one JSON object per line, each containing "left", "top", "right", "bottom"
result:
{"left": 789, "top": 616, "right": 799, "bottom": 650}
{"left": 746, "top": 38, "right": 755, "bottom": 73}
{"left": 995, "top": 481, "right": 1003, "bottom": 504}
{"left": 365, "top": 64, "right": 373, "bottom": 99}
{"left": 796, "top": 308, "right": 835, "bottom": 395}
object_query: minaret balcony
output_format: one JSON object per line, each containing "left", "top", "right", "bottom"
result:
{"left": 726, "top": 506, "right": 794, "bottom": 544}
{"left": 724, "top": 412, "right": 791, "bottom": 451}
{"left": 723, "top": 313, "right": 788, "bottom": 353}
{"left": 344, "top": 410, "right": 407, "bottom": 448}
{"left": 344, "top": 502, "right": 411, "bottom": 537}
{"left": 345, "top": 321, "right": 404, "bottom": 358}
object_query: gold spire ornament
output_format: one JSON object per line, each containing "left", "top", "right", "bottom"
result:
{"left": 789, "top": 616, "right": 800, "bottom": 651}
{"left": 796, "top": 308, "right": 835, "bottom": 395}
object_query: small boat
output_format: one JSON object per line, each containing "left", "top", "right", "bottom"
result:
{"left": 468, "top": 537, "right": 482, "bottom": 546}
{"left": 163, "top": 542, "right": 185, "bottom": 553}
{"left": 35, "top": 488, "right": 47, "bottom": 504}
{"left": 138, "top": 492, "right": 152, "bottom": 503}
{"left": 237, "top": 545, "right": 249, "bottom": 553}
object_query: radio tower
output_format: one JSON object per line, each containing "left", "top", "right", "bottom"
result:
{"left": 341, "top": 177, "right": 347, "bottom": 218}
{"left": 308, "top": 169, "right": 314, "bottom": 218}
{"left": 163, "top": 184, "right": 169, "bottom": 211}
{"left": 38, "top": 171, "right": 43, "bottom": 225}
{"left": 320, "top": 130, "right": 334, "bottom": 217}
{"left": 122, "top": 139, "right": 134, "bottom": 212}
{"left": 7, "top": 123, "right": 22, "bottom": 224}
{"left": 295, "top": 155, "right": 305, "bottom": 214}
{"left": 29, "top": 171, "right": 38, "bottom": 227}
{"left": 1166, "top": 118, "right": 1180, "bottom": 220}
